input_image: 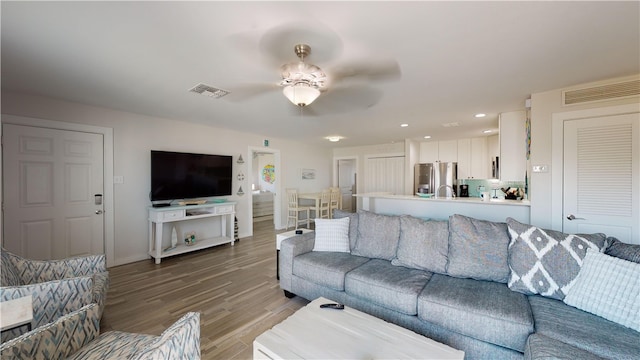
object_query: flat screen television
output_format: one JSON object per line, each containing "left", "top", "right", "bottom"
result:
{"left": 150, "top": 150, "right": 233, "bottom": 202}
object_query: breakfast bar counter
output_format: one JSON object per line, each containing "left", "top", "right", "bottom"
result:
{"left": 357, "top": 193, "right": 530, "bottom": 223}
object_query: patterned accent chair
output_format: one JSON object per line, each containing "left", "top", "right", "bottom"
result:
{"left": 0, "top": 248, "right": 109, "bottom": 342}
{"left": 0, "top": 303, "right": 201, "bottom": 360}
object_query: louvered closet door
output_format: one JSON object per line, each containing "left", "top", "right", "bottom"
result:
{"left": 563, "top": 113, "right": 639, "bottom": 243}
{"left": 365, "top": 156, "right": 405, "bottom": 195}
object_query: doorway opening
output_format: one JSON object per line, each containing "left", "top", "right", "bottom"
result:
{"left": 247, "top": 147, "right": 281, "bottom": 235}
{"left": 334, "top": 157, "right": 358, "bottom": 212}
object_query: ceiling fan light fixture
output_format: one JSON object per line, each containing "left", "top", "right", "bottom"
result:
{"left": 282, "top": 83, "right": 321, "bottom": 107}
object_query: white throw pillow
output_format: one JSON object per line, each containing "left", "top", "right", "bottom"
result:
{"left": 313, "top": 217, "right": 350, "bottom": 253}
{"left": 563, "top": 249, "right": 640, "bottom": 331}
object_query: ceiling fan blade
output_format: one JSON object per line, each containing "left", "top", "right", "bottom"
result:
{"left": 310, "top": 85, "right": 384, "bottom": 115}
{"left": 224, "top": 83, "right": 280, "bottom": 102}
{"left": 328, "top": 59, "right": 401, "bottom": 85}
{"left": 259, "top": 21, "right": 343, "bottom": 66}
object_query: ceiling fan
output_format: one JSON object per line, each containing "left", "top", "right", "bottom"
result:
{"left": 227, "top": 22, "right": 401, "bottom": 113}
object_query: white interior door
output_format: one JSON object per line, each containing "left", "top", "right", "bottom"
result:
{"left": 563, "top": 113, "right": 639, "bottom": 244}
{"left": 2, "top": 124, "right": 105, "bottom": 259}
{"left": 338, "top": 159, "right": 356, "bottom": 212}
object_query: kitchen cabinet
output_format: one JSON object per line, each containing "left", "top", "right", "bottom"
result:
{"left": 419, "top": 140, "right": 457, "bottom": 163}
{"left": 499, "top": 111, "right": 526, "bottom": 181}
{"left": 457, "top": 138, "right": 488, "bottom": 179}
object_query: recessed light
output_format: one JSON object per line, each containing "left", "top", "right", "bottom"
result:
{"left": 400, "top": 123, "right": 409, "bottom": 127}
{"left": 423, "top": 135, "right": 432, "bottom": 139}
{"left": 483, "top": 130, "right": 492, "bottom": 134}
{"left": 475, "top": 113, "right": 486, "bottom": 118}
{"left": 326, "top": 136, "right": 342, "bottom": 142}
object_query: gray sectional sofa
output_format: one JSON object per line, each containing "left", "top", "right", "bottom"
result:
{"left": 279, "top": 210, "right": 640, "bottom": 360}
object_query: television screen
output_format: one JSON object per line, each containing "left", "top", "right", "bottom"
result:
{"left": 150, "top": 150, "right": 233, "bottom": 202}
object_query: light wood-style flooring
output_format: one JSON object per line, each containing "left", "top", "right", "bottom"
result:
{"left": 101, "top": 218, "right": 310, "bottom": 359}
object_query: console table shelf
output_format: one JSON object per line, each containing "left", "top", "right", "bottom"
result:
{"left": 148, "top": 202, "right": 236, "bottom": 264}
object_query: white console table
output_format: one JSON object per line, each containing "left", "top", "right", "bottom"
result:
{"left": 148, "top": 202, "right": 236, "bottom": 264}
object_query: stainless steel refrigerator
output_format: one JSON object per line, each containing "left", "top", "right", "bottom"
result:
{"left": 414, "top": 162, "right": 457, "bottom": 197}
{"left": 414, "top": 163, "right": 433, "bottom": 194}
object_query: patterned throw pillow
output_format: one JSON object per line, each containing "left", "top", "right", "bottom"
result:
{"left": 313, "top": 217, "right": 351, "bottom": 253}
{"left": 332, "top": 210, "right": 359, "bottom": 251}
{"left": 506, "top": 218, "right": 607, "bottom": 300}
{"left": 564, "top": 249, "right": 640, "bottom": 331}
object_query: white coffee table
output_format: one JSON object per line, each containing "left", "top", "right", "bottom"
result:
{"left": 276, "top": 229, "right": 313, "bottom": 280}
{"left": 253, "top": 297, "right": 464, "bottom": 359}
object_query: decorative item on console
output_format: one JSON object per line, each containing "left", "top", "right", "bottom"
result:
{"left": 502, "top": 187, "right": 524, "bottom": 200}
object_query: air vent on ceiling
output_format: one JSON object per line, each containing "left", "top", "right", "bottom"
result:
{"left": 563, "top": 79, "right": 640, "bottom": 106}
{"left": 188, "top": 83, "right": 230, "bottom": 99}
{"left": 442, "top": 122, "right": 460, "bottom": 127}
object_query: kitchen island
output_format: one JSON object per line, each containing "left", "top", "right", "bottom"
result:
{"left": 357, "top": 193, "right": 530, "bottom": 224}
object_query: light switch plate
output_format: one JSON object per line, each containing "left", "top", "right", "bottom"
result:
{"left": 114, "top": 176, "right": 124, "bottom": 184}
{"left": 532, "top": 165, "right": 549, "bottom": 173}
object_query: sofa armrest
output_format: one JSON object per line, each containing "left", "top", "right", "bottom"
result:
{"left": 0, "top": 276, "right": 94, "bottom": 342}
{"left": 0, "top": 303, "right": 100, "bottom": 360}
{"left": 279, "top": 232, "right": 315, "bottom": 292}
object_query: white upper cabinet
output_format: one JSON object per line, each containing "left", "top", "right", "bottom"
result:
{"left": 499, "top": 110, "right": 527, "bottom": 181}
{"left": 422, "top": 137, "right": 489, "bottom": 179}
{"left": 419, "top": 140, "right": 458, "bottom": 163}
{"left": 470, "top": 137, "right": 488, "bottom": 179}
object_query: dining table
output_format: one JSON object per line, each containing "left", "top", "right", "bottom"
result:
{"left": 298, "top": 191, "right": 342, "bottom": 217}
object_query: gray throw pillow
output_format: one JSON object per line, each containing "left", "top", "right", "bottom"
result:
{"left": 605, "top": 237, "right": 640, "bottom": 263}
{"left": 506, "top": 217, "right": 607, "bottom": 300}
{"left": 446, "top": 214, "right": 510, "bottom": 283}
{"left": 352, "top": 210, "right": 400, "bottom": 261}
{"left": 392, "top": 216, "right": 448, "bottom": 274}
{"left": 333, "top": 210, "right": 359, "bottom": 251}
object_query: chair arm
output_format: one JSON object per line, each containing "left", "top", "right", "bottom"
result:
{"left": 279, "top": 232, "right": 315, "bottom": 292}
{"left": 0, "top": 303, "right": 100, "bottom": 360}
{"left": 130, "top": 312, "right": 201, "bottom": 360}
{"left": 0, "top": 277, "right": 94, "bottom": 342}
{"left": 92, "top": 272, "right": 110, "bottom": 318}
{"left": 11, "top": 253, "right": 107, "bottom": 284}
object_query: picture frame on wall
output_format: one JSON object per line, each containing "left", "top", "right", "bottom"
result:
{"left": 301, "top": 168, "right": 316, "bottom": 180}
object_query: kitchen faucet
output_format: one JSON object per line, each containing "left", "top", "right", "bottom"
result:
{"left": 436, "top": 184, "right": 456, "bottom": 199}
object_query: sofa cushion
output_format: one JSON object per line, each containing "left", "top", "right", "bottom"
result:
{"left": 293, "top": 252, "right": 369, "bottom": 291}
{"left": 345, "top": 259, "right": 432, "bottom": 315}
{"left": 313, "top": 217, "right": 350, "bottom": 253}
{"left": 67, "top": 331, "right": 158, "bottom": 359}
{"left": 418, "top": 274, "right": 533, "bottom": 352}
{"left": 333, "top": 210, "right": 359, "bottom": 251}
{"left": 446, "top": 214, "right": 510, "bottom": 283}
{"left": 352, "top": 211, "right": 400, "bottom": 261}
{"left": 524, "top": 334, "right": 606, "bottom": 360}
{"left": 506, "top": 218, "right": 607, "bottom": 300}
{"left": 563, "top": 249, "right": 639, "bottom": 331}
{"left": 605, "top": 236, "right": 640, "bottom": 263}
{"left": 529, "top": 295, "right": 640, "bottom": 359}
{"left": 391, "top": 216, "right": 448, "bottom": 274}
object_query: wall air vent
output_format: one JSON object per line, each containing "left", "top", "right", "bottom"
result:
{"left": 188, "top": 83, "right": 230, "bottom": 99}
{"left": 563, "top": 79, "right": 640, "bottom": 106}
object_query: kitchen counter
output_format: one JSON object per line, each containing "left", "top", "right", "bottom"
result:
{"left": 356, "top": 193, "right": 530, "bottom": 223}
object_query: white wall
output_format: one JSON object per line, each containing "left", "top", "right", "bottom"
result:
{"left": 529, "top": 74, "right": 640, "bottom": 229}
{"left": 1, "top": 92, "right": 332, "bottom": 266}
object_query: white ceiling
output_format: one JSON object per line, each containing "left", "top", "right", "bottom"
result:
{"left": 2, "top": 1, "right": 639, "bottom": 147}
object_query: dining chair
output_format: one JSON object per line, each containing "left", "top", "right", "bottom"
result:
{"left": 286, "top": 189, "right": 310, "bottom": 229}
{"left": 329, "top": 187, "right": 340, "bottom": 218}
{"left": 309, "top": 190, "right": 331, "bottom": 220}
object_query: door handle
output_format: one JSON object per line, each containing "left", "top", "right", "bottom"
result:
{"left": 566, "top": 214, "right": 585, "bottom": 221}
{"left": 95, "top": 210, "right": 103, "bottom": 215}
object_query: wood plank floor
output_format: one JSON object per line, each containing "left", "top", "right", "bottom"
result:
{"left": 101, "top": 218, "right": 310, "bottom": 359}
